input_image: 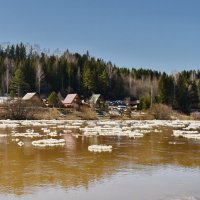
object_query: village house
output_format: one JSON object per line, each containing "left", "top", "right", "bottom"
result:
{"left": 0, "top": 97, "right": 9, "bottom": 105}
{"left": 124, "top": 97, "right": 140, "bottom": 110}
{"left": 57, "top": 92, "right": 64, "bottom": 102}
{"left": 89, "top": 94, "right": 104, "bottom": 108}
{"left": 63, "top": 93, "right": 81, "bottom": 109}
{"left": 22, "top": 92, "right": 44, "bottom": 107}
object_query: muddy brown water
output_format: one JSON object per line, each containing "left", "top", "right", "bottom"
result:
{"left": 0, "top": 125, "right": 200, "bottom": 200}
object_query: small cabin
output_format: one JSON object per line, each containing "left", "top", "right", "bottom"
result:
{"left": 22, "top": 92, "right": 44, "bottom": 107}
{"left": 0, "top": 97, "right": 8, "bottom": 105}
{"left": 124, "top": 97, "right": 140, "bottom": 109}
{"left": 89, "top": 94, "right": 104, "bottom": 108}
{"left": 57, "top": 92, "right": 64, "bottom": 102}
{"left": 63, "top": 93, "right": 80, "bottom": 108}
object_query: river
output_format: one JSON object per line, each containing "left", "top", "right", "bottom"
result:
{"left": 0, "top": 120, "right": 200, "bottom": 200}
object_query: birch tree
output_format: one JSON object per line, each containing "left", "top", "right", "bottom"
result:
{"left": 36, "top": 63, "right": 45, "bottom": 94}
{"left": 4, "top": 57, "right": 12, "bottom": 95}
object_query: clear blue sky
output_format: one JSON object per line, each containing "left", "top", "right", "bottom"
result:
{"left": 0, "top": 0, "right": 200, "bottom": 72}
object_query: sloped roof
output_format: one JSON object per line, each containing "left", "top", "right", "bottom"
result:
{"left": 57, "top": 92, "right": 64, "bottom": 101}
{"left": 22, "top": 92, "right": 38, "bottom": 100}
{"left": 90, "top": 94, "right": 101, "bottom": 104}
{"left": 63, "top": 94, "right": 78, "bottom": 104}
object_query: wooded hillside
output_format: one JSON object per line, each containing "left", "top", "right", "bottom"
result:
{"left": 0, "top": 43, "right": 199, "bottom": 113}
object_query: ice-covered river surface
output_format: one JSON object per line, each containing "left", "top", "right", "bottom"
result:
{"left": 0, "top": 119, "right": 200, "bottom": 200}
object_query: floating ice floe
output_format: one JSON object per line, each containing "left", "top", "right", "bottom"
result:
{"left": 0, "top": 134, "right": 7, "bottom": 137}
{"left": 97, "top": 121, "right": 120, "bottom": 125}
{"left": 32, "top": 138, "right": 66, "bottom": 147}
{"left": 154, "top": 129, "right": 162, "bottom": 133}
{"left": 41, "top": 128, "right": 51, "bottom": 133}
{"left": 88, "top": 145, "right": 112, "bottom": 152}
{"left": 57, "top": 125, "right": 65, "bottom": 128}
{"left": 63, "top": 130, "right": 72, "bottom": 134}
{"left": 47, "top": 131, "right": 58, "bottom": 137}
{"left": 17, "top": 141, "right": 24, "bottom": 146}
{"left": 72, "top": 122, "right": 83, "bottom": 126}
{"left": 173, "top": 130, "right": 200, "bottom": 139}
{"left": 183, "top": 122, "right": 200, "bottom": 130}
{"left": 64, "top": 125, "right": 80, "bottom": 129}
{"left": 128, "top": 132, "right": 144, "bottom": 138}
{"left": 0, "top": 123, "right": 19, "bottom": 128}
{"left": 80, "top": 125, "right": 154, "bottom": 137}
{"left": 12, "top": 129, "right": 41, "bottom": 138}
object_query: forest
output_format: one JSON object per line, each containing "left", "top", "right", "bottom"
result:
{"left": 0, "top": 43, "right": 200, "bottom": 113}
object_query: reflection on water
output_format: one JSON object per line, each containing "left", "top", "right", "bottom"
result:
{"left": 0, "top": 122, "right": 200, "bottom": 200}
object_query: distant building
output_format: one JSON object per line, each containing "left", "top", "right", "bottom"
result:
{"left": 89, "top": 94, "right": 104, "bottom": 108}
{"left": 0, "top": 97, "right": 8, "bottom": 105}
{"left": 57, "top": 92, "right": 64, "bottom": 102}
{"left": 22, "top": 92, "right": 44, "bottom": 106}
{"left": 63, "top": 93, "right": 80, "bottom": 108}
{"left": 124, "top": 97, "right": 140, "bottom": 109}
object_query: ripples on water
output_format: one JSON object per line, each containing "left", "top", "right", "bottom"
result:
{"left": 0, "top": 120, "right": 200, "bottom": 200}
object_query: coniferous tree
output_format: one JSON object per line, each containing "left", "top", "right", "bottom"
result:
{"left": 188, "top": 81, "right": 199, "bottom": 109}
{"left": 10, "top": 68, "right": 30, "bottom": 97}
{"left": 83, "top": 62, "right": 96, "bottom": 95}
{"left": 176, "top": 74, "right": 190, "bottom": 113}
{"left": 158, "top": 74, "right": 174, "bottom": 104}
{"left": 48, "top": 91, "right": 59, "bottom": 107}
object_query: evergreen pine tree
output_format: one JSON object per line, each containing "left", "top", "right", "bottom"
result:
{"left": 48, "top": 91, "right": 59, "bottom": 107}
{"left": 10, "top": 68, "right": 30, "bottom": 97}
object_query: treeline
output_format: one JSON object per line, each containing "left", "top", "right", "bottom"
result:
{"left": 0, "top": 43, "right": 200, "bottom": 113}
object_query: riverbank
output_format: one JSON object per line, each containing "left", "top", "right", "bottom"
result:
{"left": 34, "top": 107, "right": 198, "bottom": 121}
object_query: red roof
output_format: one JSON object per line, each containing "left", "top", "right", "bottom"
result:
{"left": 63, "top": 94, "right": 78, "bottom": 104}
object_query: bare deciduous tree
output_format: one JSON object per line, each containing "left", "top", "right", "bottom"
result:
{"left": 3, "top": 57, "right": 13, "bottom": 95}
{"left": 36, "top": 62, "right": 45, "bottom": 94}
{"left": 106, "top": 61, "right": 115, "bottom": 87}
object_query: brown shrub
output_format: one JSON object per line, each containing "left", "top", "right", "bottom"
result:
{"left": 78, "top": 107, "right": 97, "bottom": 120}
{"left": 4, "top": 98, "right": 37, "bottom": 120}
{"left": 149, "top": 103, "right": 172, "bottom": 120}
{"left": 190, "top": 112, "right": 200, "bottom": 120}
{"left": 34, "top": 108, "right": 61, "bottom": 120}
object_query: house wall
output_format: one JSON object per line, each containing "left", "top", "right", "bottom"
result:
{"left": 27, "top": 96, "right": 44, "bottom": 107}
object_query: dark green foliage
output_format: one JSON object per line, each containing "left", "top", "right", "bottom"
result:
{"left": 176, "top": 74, "right": 190, "bottom": 113}
{"left": 48, "top": 91, "right": 59, "bottom": 107}
{"left": 82, "top": 61, "right": 96, "bottom": 95}
{"left": 158, "top": 74, "right": 174, "bottom": 104}
{"left": 138, "top": 96, "right": 151, "bottom": 110}
{"left": 9, "top": 90, "right": 15, "bottom": 98}
{"left": 10, "top": 68, "right": 30, "bottom": 97}
{"left": 188, "top": 82, "right": 199, "bottom": 109}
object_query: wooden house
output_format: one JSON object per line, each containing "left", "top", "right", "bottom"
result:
{"left": 124, "top": 97, "right": 140, "bottom": 109}
{"left": 57, "top": 92, "right": 64, "bottom": 102}
{"left": 22, "top": 92, "right": 44, "bottom": 107}
{"left": 0, "top": 97, "right": 8, "bottom": 105}
{"left": 89, "top": 94, "right": 104, "bottom": 108}
{"left": 63, "top": 93, "right": 80, "bottom": 108}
